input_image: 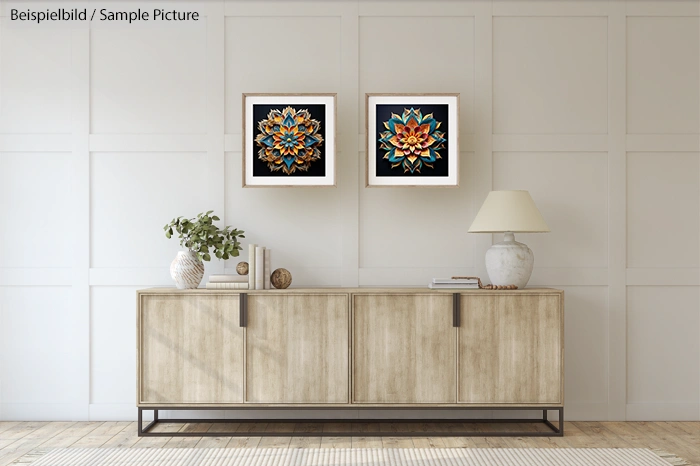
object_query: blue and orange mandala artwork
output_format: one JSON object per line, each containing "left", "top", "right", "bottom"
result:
{"left": 255, "top": 107, "right": 324, "bottom": 175}
{"left": 378, "top": 108, "right": 446, "bottom": 173}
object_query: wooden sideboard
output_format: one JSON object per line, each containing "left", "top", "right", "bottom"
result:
{"left": 136, "top": 288, "right": 564, "bottom": 437}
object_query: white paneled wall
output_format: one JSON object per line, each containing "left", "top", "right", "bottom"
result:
{"left": 0, "top": 0, "right": 698, "bottom": 422}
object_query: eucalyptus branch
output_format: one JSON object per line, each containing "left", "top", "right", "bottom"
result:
{"left": 164, "top": 211, "right": 245, "bottom": 262}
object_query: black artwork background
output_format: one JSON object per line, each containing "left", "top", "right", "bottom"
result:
{"left": 252, "top": 104, "right": 327, "bottom": 177}
{"left": 374, "top": 104, "right": 450, "bottom": 177}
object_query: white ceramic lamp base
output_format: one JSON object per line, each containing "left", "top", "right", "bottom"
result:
{"left": 485, "top": 232, "right": 534, "bottom": 289}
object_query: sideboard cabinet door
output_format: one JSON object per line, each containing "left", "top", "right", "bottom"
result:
{"left": 352, "top": 294, "right": 456, "bottom": 404}
{"left": 245, "top": 293, "right": 350, "bottom": 404}
{"left": 458, "top": 293, "right": 563, "bottom": 404}
{"left": 138, "top": 294, "right": 244, "bottom": 404}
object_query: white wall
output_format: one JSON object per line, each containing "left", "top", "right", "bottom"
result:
{"left": 0, "top": 0, "right": 698, "bottom": 422}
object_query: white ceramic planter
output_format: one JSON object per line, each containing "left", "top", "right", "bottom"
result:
{"left": 170, "top": 250, "right": 204, "bottom": 289}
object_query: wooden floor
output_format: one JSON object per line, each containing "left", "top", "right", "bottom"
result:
{"left": 0, "top": 421, "right": 697, "bottom": 465}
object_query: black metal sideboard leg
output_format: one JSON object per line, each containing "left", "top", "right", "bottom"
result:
{"left": 558, "top": 407, "right": 564, "bottom": 436}
{"left": 135, "top": 406, "right": 565, "bottom": 437}
{"left": 542, "top": 408, "right": 564, "bottom": 437}
{"left": 138, "top": 408, "right": 159, "bottom": 437}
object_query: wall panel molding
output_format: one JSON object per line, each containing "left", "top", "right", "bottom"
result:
{"left": 626, "top": 134, "right": 700, "bottom": 152}
{"left": 206, "top": 0, "right": 226, "bottom": 280}
{"left": 339, "top": 2, "right": 360, "bottom": 286}
{"left": 627, "top": 268, "right": 700, "bottom": 286}
{"left": 0, "top": 403, "right": 87, "bottom": 422}
{"left": 626, "top": 403, "right": 700, "bottom": 422}
{"left": 529, "top": 267, "right": 609, "bottom": 286}
{"left": 70, "top": 26, "right": 91, "bottom": 422}
{"left": 0, "top": 135, "right": 71, "bottom": 152}
{"left": 0, "top": 269, "right": 73, "bottom": 286}
{"left": 359, "top": 1, "right": 479, "bottom": 16}
{"left": 626, "top": 0, "right": 700, "bottom": 17}
{"left": 225, "top": 1, "right": 346, "bottom": 16}
{"left": 473, "top": 0, "right": 493, "bottom": 281}
{"left": 565, "top": 402, "right": 610, "bottom": 422}
{"left": 89, "top": 134, "right": 207, "bottom": 152}
{"left": 493, "top": 0, "right": 611, "bottom": 17}
{"left": 607, "top": 0, "right": 628, "bottom": 421}
{"left": 492, "top": 134, "right": 608, "bottom": 152}
{"left": 88, "top": 267, "right": 343, "bottom": 287}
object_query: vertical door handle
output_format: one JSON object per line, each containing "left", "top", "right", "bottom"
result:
{"left": 239, "top": 293, "right": 247, "bottom": 327}
{"left": 453, "top": 293, "right": 460, "bottom": 327}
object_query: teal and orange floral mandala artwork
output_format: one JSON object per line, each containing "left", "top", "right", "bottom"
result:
{"left": 378, "top": 108, "right": 446, "bottom": 173}
{"left": 255, "top": 107, "right": 324, "bottom": 175}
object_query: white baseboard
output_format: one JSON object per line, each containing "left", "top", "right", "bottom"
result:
{"left": 89, "top": 403, "right": 142, "bottom": 421}
{"left": 626, "top": 402, "right": 700, "bottom": 421}
{"left": 565, "top": 402, "right": 609, "bottom": 421}
{"left": 1, "top": 403, "right": 88, "bottom": 421}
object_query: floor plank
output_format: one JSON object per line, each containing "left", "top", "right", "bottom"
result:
{"left": 37, "top": 422, "right": 103, "bottom": 448}
{"left": 70, "top": 422, "right": 130, "bottom": 448}
{"left": 380, "top": 436, "right": 414, "bottom": 448}
{"left": 351, "top": 436, "right": 383, "bottom": 448}
{"left": 289, "top": 436, "right": 322, "bottom": 448}
{"left": 130, "top": 422, "right": 181, "bottom": 449}
{"left": 624, "top": 422, "right": 700, "bottom": 465}
{"left": 196, "top": 435, "right": 231, "bottom": 448}
{"left": 257, "top": 422, "right": 294, "bottom": 448}
{"left": 0, "top": 424, "right": 21, "bottom": 437}
{"left": 411, "top": 436, "right": 446, "bottom": 448}
{"left": 0, "top": 420, "right": 696, "bottom": 466}
{"left": 320, "top": 436, "right": 352, "bottom": 449}
{"left": 225, "top": 436, "right": 261, "bottom": 448}
{"left": 163, "top": 435, "right": 203, "bottom": 448}
{"left": 0, "top": 422, "right": 76, "bottom": 466}
{"left": 101, "top": 422, "right": 141, "bottom": 448}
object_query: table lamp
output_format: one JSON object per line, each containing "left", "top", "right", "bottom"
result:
{"left": 468, "top": 190, "right": 550, "bottom": 289}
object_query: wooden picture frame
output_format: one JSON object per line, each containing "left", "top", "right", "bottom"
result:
{"left": 365, "top": 93, "right": 460, "bottom": 187}
{"left": 243, "top": 93, "right": 337, "bottom": 187}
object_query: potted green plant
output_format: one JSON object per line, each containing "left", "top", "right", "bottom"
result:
{"left": 164, "top": 211, "right": 245, "bottom": 289}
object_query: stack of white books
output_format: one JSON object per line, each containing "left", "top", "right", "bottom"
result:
{"left": 428, "top": 278, "right": 480, "bottom": 289}
{"left": 205, "top": 274, "right": 249, "bottom": 289}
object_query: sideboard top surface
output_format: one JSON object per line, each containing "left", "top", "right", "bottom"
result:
{"left": 137, "top": 287, "right": 563, "bottom": 295}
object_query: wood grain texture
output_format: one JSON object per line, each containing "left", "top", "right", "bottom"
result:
{"left": 458, "top": 292, "right": 563, "bottom": 404}
{"left": 137, "top": 288, "right": 563, "bottom": 408}
{"left": 137, "top": 287, "right": 559, "bottom": 295}
{"left": 138, "top": 293, "right": 243, "bottom": 404}
{"left": 352, "top": 294, "right": 456, "bottom": 403}
{"left": 245, "top": 294, "right": 349, "bottom": 403}
{"left": 3, "top": 422, "right": 699, "bottom": 466}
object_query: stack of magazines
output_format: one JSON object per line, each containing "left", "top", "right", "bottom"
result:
{"left": 205, "top": 274, "right": 249, "bottom": 289}
{"left": 428, "top": 277, "right": 480, "bottom": 289}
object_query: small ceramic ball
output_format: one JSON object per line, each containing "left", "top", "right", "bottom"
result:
{"left": 236, "top": 262, "right": 249, "bottom": 275}
{"left": 270, "top": 268, "right": 292, "bottom": 289}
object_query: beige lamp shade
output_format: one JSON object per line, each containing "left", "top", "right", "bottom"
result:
{"left": 469, "top": 190, "right": 550, "bottom": 233}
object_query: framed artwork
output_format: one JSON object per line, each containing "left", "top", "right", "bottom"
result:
{"left": 366, "top": 93, "right": 459, "bottom": 187}
{"left": 243, "top": 93, "right": 336, "bottom": 187}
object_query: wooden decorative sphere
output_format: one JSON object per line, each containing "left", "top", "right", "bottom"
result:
{"left": 236, "top": 261, "right": 249, "bottom": 275}
{"left": 270, "top": 268, "right": 292, "bottom": 289}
